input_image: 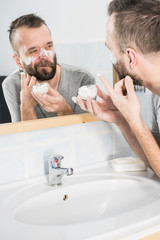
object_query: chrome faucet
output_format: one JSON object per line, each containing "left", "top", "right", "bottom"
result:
{"left": 48, "top": 154, "right": 73, "bottom": 187}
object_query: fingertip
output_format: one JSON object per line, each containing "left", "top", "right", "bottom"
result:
{"left": 31, "top": 76, "right": 36, "bottom": 81}
{"left": 72, "top": 96, "right": 77, "bottom": 104}
{"left": 97, "top": 73, "right": 103, "bottom": 77}
{"left": 20, "top": 72, "right": 25, "bottom": 79}
{"left": 20, "top": 71, "right": 25, "bottom": 76}
{"left": 125, "top": 76, "right": 132, "bottom": 82}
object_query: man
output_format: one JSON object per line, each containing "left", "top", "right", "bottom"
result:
{"left": 77, "top": 0, "right": 160, "bottom": 177}
{"left": 3, "top": 14, "right": 95, "bottom": 122}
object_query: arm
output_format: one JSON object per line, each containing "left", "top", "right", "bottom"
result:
{"left": 129, "top": 118, "right": 160, "bottom": 175}
{"left": 99, "top": 74, "right": 160, "bottom": 176}
{"left": 116, "top": 119, "right": 151, "bottom": 167}
{"left": 76, "top": 80, "right": 153, "bottom": 170}
{"left": 20, "top": 73, "right": 38, "bottom": 121}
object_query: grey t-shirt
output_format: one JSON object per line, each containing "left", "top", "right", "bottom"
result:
{"left": 2, "top": 63, "right": 95, "bottom": 122}
{"left": 151, "top": 93, "right": 160, "bottom": 142}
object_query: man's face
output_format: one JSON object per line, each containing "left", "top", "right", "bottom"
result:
{"left": 15, "top": 25, "right": 57, "bottom": 81}
{"left": 113, "top": 58, "right": 143, "bottom": 86}
{"left": 105, "top": 15, "right": 143, "bottom": 86}
{"left": 23, "top": 51, "right": 57, "bottom": 81}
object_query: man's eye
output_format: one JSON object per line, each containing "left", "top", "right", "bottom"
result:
{"left": 46, "top": 44, "right": 53, "bottom": 49}
{"left": 29, "top": 49, "right": 38, "bottom": 54}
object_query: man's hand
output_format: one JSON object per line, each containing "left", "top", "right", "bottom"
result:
{"left": 20, "top": 73, "right": 37, "bottom": 109}
{"left": 20, "top": 73, "right": 38, "bottom": 120}
{"left": 77, "top": 85, "right": 124, "bottom": 123}
{"left": 98, "top": 74, "right": 142, "bottom": 128}
{"left": 32, "top": 86, "right": 73, "bottom": 116}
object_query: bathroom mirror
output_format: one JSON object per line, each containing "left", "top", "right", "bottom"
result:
{"left": 0, "top": 0, "right": 113, "bottom": 134}
{"left": 0, "top": 67, "right": 117, "bottom": 135}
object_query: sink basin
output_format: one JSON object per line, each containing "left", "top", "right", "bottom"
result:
{"left": 2, "top": 172, "right": 160, "bottom": 240}
{"left": 11, "top": 174, "right": 160, "bottom": 226}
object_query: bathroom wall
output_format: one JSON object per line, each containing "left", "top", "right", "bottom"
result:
{"left": 1, "top": 0, "right": 109, "bottom": 76}
{"left": 0, "top": 120, "right": 137, "bottom": 185}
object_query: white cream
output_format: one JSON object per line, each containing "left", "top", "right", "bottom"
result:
{"left": 25, "top": 50, "right": 54, "bottom": 66}
{"left": 39, "top": 48, "right": 54, "bottom": 58}
{"left": 110, "top": 52, "right": 117, "bottom": 65}
{"left": 78, "top": 85, "right": 97, "bottom": 100}
{"left": 25, "top": 57, "right": 32, "bottom": 65}
{"left": 39, "top": 49, "right": 53, "bottom": 57}
{"left": 32, "top": 82, "right": 49, "bottom": 95}
{"left": 72, "top": 96, "right": 78, "bottom": 103}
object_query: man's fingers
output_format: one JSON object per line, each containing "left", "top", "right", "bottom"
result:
{"left": 91, "top": 99, "right": 103, "bottom": 119}
{"left": 125, "top": 76, "right": 135, "bottom": 96}
{"left": 96, "top": 85, "right": 109, "bottom": 100}
{"left": 20, "top": 72, "right": 27, "bottom": 88}
{"left": 29, "top": 76, "right": 37, "bottom": 87}
{"left": 21, "top": 73, "right": 34, "bottom": 89}
{"left": 97, "top": 74, "right": 114, "bottom": 96}
{"left": 77, "top": 95, "right": 88, "bottom": 111}
{"left": 86, "top": 97, "right": 94, "bottom": 115}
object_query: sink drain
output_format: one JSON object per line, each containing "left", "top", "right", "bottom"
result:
{"left": 63, "top": 194, "right": 68, "bottom": 201}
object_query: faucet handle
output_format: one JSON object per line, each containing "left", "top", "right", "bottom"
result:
{"left": 48, "top": 154, "right": 64, "bottom": 168}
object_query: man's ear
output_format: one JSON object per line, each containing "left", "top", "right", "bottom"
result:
{"left": 126, "top": 48, "right": 137, "bottom": 69}
{"left": 13, "top": 54, "right": 23, "bottom": 69}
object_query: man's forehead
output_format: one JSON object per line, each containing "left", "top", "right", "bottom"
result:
{"left": 14, "top": 25, "right": 52, "bottom": 50}
{"left": 105, "top": 15, "right": 116, "bottom": 48}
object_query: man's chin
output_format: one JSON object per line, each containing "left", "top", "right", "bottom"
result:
{"left": 36, "top": 76, "right": 53, "bottom": 81}
{"left": 34, "top": 68, "right": 56, "bottom": 81}
{"left": 35, "top": 73, "right": 56, "bottom": 81}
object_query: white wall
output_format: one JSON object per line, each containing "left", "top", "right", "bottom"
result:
{"left": 1, "top": 0, "right": 111, "bottom": 75}
{"left": 0, "top": 120, "right": 136, "bottom": 184}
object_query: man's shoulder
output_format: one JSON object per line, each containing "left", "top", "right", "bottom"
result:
{"left": 152, "top": 92, "right": 160, "bottom": 109}
{"left": 2, "top": 70, "right": 21, "bottom": 88}
{"left": 152, "top": 92, "right": 160, "bottom": 101}
{"left": 60, "top": 63, "right": 94, "bottom": 79}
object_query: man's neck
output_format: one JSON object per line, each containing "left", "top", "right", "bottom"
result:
{"left": 143, "top": 66, "right": 160, "bottom": 96}
{"left": 137, "top": 56, "right": 160, "bottom": 96}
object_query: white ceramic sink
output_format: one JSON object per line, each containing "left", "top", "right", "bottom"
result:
{"left": 1, "top": 170, "right": 160, "bottom": 240}
{"left": 13, "top": 175, "right": 160, "bottom": 226}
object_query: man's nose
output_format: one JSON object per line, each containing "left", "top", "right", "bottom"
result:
{"left": 39, "top": 48, "right": 48, "bottom": 58}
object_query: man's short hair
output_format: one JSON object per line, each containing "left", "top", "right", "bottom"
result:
{"left": 108, "top": 0, "right": 160, "bottom": 55}
{"left": 8, "top": 13, "right": 49, "bottom": 54}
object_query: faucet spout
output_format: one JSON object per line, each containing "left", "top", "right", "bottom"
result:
{"left": 48, "top": 154, "right": 73, "bottom": 187}
{"left": 63, "top": 167, "right": 73, "bottom": 176}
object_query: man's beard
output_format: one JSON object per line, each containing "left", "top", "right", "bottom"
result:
{"left": 113, "top": 59, "right": 143, "bottom": 86}
{"left": 23, "top": 53, "right": 57, "bottom": 81}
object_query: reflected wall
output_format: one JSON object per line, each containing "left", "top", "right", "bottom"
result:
{"left": 1, "top": 0, "right": 112, "bottom": 124}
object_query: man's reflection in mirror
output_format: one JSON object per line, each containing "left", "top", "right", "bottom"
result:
{"left": 2, "top": 14, "right": 95, "bottom": 122}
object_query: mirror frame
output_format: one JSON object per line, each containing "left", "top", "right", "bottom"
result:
{"left": 0, "top": 113, "right": 98, "bottom": 135}
{"left": 0, "top": 67, "right": 118, "bottom": 135}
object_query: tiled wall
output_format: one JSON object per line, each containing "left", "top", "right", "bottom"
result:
{"left": 0, "top": 120, "right": 136, "bottom": 185}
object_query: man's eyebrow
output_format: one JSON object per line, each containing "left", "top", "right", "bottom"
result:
{"left": 27, "top": 46, "right": 36, "bottom": 52}
{"left": 27, "top": 41, "right": 53, "bottom": 52}
{"left": 45, "top": 41, "right": 54, "bottom": 46}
